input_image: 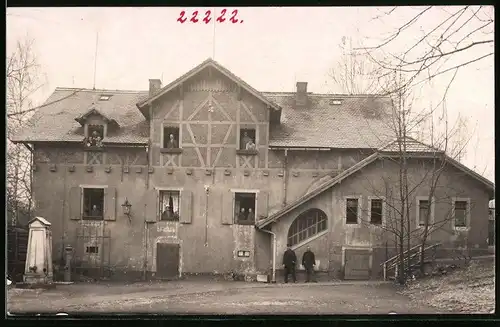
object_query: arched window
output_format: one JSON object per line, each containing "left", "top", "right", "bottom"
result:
{"left": 287, "top": 209, "right": 328, "bottom": 246}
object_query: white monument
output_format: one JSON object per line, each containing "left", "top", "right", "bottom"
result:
{"left": 24, "top": 217, "right": 53, "bottom": 284}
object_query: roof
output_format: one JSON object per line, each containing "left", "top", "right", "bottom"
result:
{"left": 11, "top": 88, "right": 149, "bottom": 144}
{"left": 28, "top": 216, "right": 51, "bottom": 226}
{"left": 75, "top": 107, "right": 119, "bottom": 128}
{"left": 257, "top": 139, "right": 495, "bottom": 229}
{"left": 136, "top": 58, "right": 282, "bottom": 118}
{"left": 379, "top": 136, "right": 443, "bottom": 153}
{"left": 264, "top": 93, "right": 395, "bottom": 148}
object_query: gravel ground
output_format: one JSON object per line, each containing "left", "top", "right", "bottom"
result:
{"left": 7, "top": 281, "right": 438, "bottom": 315}
{"left": 399, "top": 259, "right": 495, "bottom": 314}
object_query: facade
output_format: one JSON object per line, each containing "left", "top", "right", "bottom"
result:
{"left": 13, "top": 58, "right": 494, "bottom": 281}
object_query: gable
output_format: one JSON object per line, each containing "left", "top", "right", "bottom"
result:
{"left": 136, "top": 58, "right": 281, "bottom": 121}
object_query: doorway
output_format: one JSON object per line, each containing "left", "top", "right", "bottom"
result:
{"left": 156, "top": 243, "right": 180, "bottom": 279}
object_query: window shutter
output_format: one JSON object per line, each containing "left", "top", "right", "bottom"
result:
{"left": 221, "top": 191, "right": 234, "bottom": 225}
{"left": 69, "top": 186, "right": 82, "bottom": 220}
{"left": 145, "top": 189, "right": 158, "bottom": 223}
{"left": 180, "top": 190, "right": 192, "bottom": 224}
{"left": 104, "top": 187, "right": 116, "bottom": 221}
{"left": 257, "top": 191, "right": 269, "bottom": 221}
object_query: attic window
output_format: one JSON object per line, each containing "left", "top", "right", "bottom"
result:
{"left": 99, "top": 95, "right": 112, "bottom": 101}
{"left": 329, "top": 99, "right": 342, "bottom": 105}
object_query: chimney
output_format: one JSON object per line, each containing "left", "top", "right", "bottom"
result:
{"left": 295, "top": 82, "right": 308, "bottom": 107}
{"left": 149, "top": 79, "right": 162, "bottom": 97}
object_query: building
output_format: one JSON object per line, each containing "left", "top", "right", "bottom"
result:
{"left": 12, "top": 58, "right": 494, "bottom": 281}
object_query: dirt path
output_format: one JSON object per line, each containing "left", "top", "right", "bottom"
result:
{"left": 8, "top": 281, "right": 437, "bottom": 314}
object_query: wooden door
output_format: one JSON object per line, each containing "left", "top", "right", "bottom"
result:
{"left": 156, "top": 243, "right": 180, "bottom": 278}
{"left": 344, "top": 249, "right": 371, "bottom": 280}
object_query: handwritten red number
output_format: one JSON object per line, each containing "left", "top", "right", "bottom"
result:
{"left": 177, "top": 11, "right": 187, "bottom": 23}
{"left": 203, "top": 10, "right": 211, "bottom": 24}
{"left": 216, "top": 9, "right": 227, "bottom": 23}
{"left": 230, "top": 10, "right": 239, "bottom": 23}
{"left": 190, "top": 11, "right": 199, "bottom": 23}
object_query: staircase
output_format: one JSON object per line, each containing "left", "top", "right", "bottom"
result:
{"left": 381, "top": 243, "right": 441, "bottom": 281}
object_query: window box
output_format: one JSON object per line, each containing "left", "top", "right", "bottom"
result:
{"left": 160, "top": 148, "right": 183, "bottom": 154}
{"left": 83, "top": 146, "right": 104, "bottom": 152}
{"left": 236, "top": 149, "right": 258, "bottom": 156}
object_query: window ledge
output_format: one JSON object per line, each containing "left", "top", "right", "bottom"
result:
{"left": 236, "top": 149, "right": 258, "bottom": 156}
{"left": 344, "top": 222, "right": 360, "bottom": 227}
{"left": 160, "top": 148, "right": 183, "bottom": 154}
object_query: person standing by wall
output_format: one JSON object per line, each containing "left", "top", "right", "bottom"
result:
{"left": 282, "top": 243, "right": 297, "bottom": 283}
{"left": 302, "top": 246, "right": 317, "bottom": 283}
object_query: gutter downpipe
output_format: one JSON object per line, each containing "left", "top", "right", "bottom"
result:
{"left": 282, "top": 149, "right": 288, "bottom": 207}
{"left": 258, "top": 227, "right": 277, "bottom": 283}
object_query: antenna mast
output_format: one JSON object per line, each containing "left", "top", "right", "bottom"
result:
{"left": 93, "top": 32, "right": 99, "bottom": 90}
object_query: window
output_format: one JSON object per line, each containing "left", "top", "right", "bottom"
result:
{"left": 454, "top": 201, "right": 468, "bottom": 228}
{"left": 234, "top": 192, "right": 256, "bottom": 225}
{"left": 346, "top": 198, "right": 359, "bottom": 224}
{"left": 370, "top": 199, "right": 383, "bottom": 225}
{"left": 83, "top": 188, "right": 104, "bottom": 220}
{"left": 85, "top": 124, "right": 104, "bottom": 148}
{"left": 159, "top": 190, "right": 180, "bottom": 221}
{"left": 287, "top": 209, "right": 327, "bottom": 246}
{"left": 418, "top": 200, "right": 430, "bottom": 227}
{"left": 239, "top": 128, "right": 256, "bottom": 150}
{"left": 163, "top": 127, "right": 180, "bottom": 149}
{"left": 86, "top": 246, "right": 99, "bottom": 254}
{"left": 99, "top": 95, "right": 112, "bottom": 101}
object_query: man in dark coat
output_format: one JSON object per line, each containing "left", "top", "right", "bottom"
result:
{"left": 282, "top": 243, "right": 297, "bottom": 283}
{"left": 302, "top": 246, "right": 317, "bottom": 283}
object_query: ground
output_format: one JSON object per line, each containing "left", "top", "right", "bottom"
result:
{"left": 8, "top": 258, "right": 494, "bottom": 315}
{"left": 8, "top": 280, "right": 439, "bottom": 314}
{"left": 399, "top": 258, "right": 495, "bottom": 314}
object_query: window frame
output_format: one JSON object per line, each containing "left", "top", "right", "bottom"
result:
{"left": 415, "top": 196, "right": 435, "bottom": 229}
{"left": 233, "top": 191, "right": 257, "bottom": 225}
{"left": 161, "top": 124, "right": 182, "bottom": 153}
{"left": 80, "top": 185, "right": 108, "bottom": 221}
{"left": 238, "top": 127, "right": 257, "bottom": 152}
{"left": 451, "top": 197, "right": 471, "bottom": 231}
{"left": 287, "top": 208, "right": 328, "bottom": 247}
{"left": 158, "top": 189, "right": 181, "bottom": 222}
{"left": 368, "top": 196, "right": 385, "bottom": 226}
{"left": 156, "top": 187, "right": 183, "bottom": 222}
{"left": 343, "top": 196, "right": 362, "bottom": 226}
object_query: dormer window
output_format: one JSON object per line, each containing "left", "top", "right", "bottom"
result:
{"left": 99, "top": 95, "right": 112, "bottom": 101}
{"left": 85, "top": 124, "right": 104, "bottom": 148}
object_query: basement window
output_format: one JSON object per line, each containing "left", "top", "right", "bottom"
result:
{"left": 159, "top": 190, "right": 180, "bottom": 221}
{"left": 82, "top": 188, "right": 104, "bottom": 220}
{"left": 345, "top": 198, "right": 359, "bottom": 224}
{"left": 234, "top": 192, "right": 256, "bottom": 225}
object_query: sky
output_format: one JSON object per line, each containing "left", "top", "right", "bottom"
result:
{"left": 6, "top": 6, "right": 495, "bottom": 181}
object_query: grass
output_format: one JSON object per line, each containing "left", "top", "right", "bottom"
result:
{"left": 400, "top": 258, "right": 495, "bottom": 313}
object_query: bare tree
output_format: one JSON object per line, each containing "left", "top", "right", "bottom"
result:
{"left": 7, "top": 36, "right": 44, "bottom": 227}
{"left": 351, "top": 70, "right": 473, "bottom": 284}
{"left": 329, "top": 36, "right": 380, "bottom": 94}
{"left": 356, "top": 6, "right": 494, "bottom": 95}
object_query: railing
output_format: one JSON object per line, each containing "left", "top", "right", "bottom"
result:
{"left": 381, "top": 242, "right": 441, "bottom": 281}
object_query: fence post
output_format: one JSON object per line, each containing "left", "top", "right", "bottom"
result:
{"left": 64, "top": 245, "right": 73, "bottom": 282}
{"left": 383, "top": 262, "right": 387, "bottom": 281}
